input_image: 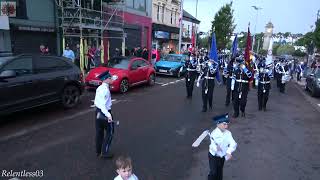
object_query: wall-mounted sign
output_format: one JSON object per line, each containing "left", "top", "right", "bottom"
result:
{"left": 0, "top": 15, "right": 9, "bottom": 30}
{"left": 154, "top": 31, "right": 169, "bottom": 39}
{"left": 1, "top": 1, "right": 16, "bottom": 17}
{"left": 170, "top": 33, "right": 179, "bottom": 40}
{"left": 17, "top": 26, "right": 55, "bottom": 32}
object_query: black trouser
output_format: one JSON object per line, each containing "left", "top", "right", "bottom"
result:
{"left": 276, "top": 74, "right": 281, "bottom": 88}
{"left": 208, "top": 153, "right": 225, "bottom": 180}
{"left": 257, "top": 83, "right": 270, "bottom": 110}
{"left": 279, "top": 82, "right": 286, "bottom": 93}
{"left": 297, "top": 72, "right": 301, "bottom": 81}
{"left": 185, "top": 71, "right": 197, "bottom": 97}
{"left": 202, "top": 79, "right": 215, "bottom": 110}
{"left": 233, "top": 85, "right": 249, "bottom": 115}
{"left": 95, "top": 108, "right": 114, "bottom": 156}
{"left": 75, "top": 58, "right": 80, "bottom": 68}
{"left": 225, "top": 78, "right": 232, "bottom": 105}
{"left": 222, "top": 76, "right": 227, "bottom": 85}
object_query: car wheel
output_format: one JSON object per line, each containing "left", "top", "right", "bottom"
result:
{"left": 148, "top": 73, "right": 155, "bottom": 86}
{"left": 61, "top": 85, "right": 80, "bottom": 108}
{"left": 120, "top": 79, "right": 129, "bottom": 93}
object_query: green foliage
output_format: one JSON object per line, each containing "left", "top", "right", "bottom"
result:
{"left": 238, "top": 31, "right": 247, "bottom": 49}
{"left": 293, "top": 49, "right": 307, "bottom": 57}
{"left": 276, "top": 44, "right": 295, "bottom": 55}
{"left": 258, "top": 49, "right": 267, "bottom": 56}
{"left": 314, "top": 19, "right": 320, "bottom": 50}
{"left": 295, "top": 32, "right": 314, "bottom": 47}
{"left": 198, "top": 35, "right": 210, "bottom": 49}
{"left": 253, "top": 32, "right": 264, "bottom": 52}
{"left": 273, "top": 43, "right": 281, "bottom": 55}
{"left": 211, "top": 2, "right": 236, "bottom": 50}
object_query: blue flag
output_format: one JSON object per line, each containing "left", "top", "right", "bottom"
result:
{"left": 209, "top": 32, "right": 221, "bottom": 83}
{"left": 231, "top": 34, "right": 238, "bottom": 58}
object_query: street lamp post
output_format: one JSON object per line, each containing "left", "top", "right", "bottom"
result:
{"left": 251, "top": 5, "right": 262, "bottom": 53}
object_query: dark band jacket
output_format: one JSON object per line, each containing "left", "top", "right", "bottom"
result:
{"left": 233, "top": 65, "right": 252, "bottom": 94}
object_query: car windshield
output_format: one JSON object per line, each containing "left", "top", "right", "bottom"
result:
{"left": 162, "top": 55, "right": 184, "bottom": 62}
{"left": 106, "top": 58, "right": 130, "bottom": 69}
{"left": 0, "top": 56, "right": 13, "bottom": 67}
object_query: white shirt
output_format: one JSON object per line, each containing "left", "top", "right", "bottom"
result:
{"left": 114, "top": 174, "right": 138, "bottom": 180}
{"left": 209, "top": 127, "right": 237, "bottom": 158}
{"left": 94, "top": 83, "right": 112, "bottom": 119}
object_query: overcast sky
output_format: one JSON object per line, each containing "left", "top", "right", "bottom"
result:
{"left": 183, "top": 0, "right": 319, "bottom": 34}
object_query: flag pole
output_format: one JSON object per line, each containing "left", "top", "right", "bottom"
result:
{"left": 178, "top": 0, "right": 184, "bottom": 54}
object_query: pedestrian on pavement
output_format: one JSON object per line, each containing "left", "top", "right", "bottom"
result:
{"left": 185, "top": 53, "right": 198, "bottom": 98}
{"left": 62, "top": 44, "right": 75, "bottom": 62}
{"left": 94, "top": 70, "right": 115, "bottom": 159}
{"left": 156, "top": 48, "right": 161, "bottom": 62}
{"left": 114, "top": 156, "right": 139, "bottom": 180}
{"left": 40, "top": 44, "right": 49, "bottom": 55}
{"left": 74, "top": 44, "right": 80, "bottom": 68}
{"left": 208, "top": 113, "right": 237, "bottom": 180}
{"left": 142, "top": 47, "right": 149, "bottom": 60}
{"left": 94, "top": 45, "right": 102, "bottom": 67}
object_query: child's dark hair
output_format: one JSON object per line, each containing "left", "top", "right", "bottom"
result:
{"left": 115, "top": 156, "right": 132, "bottom": 169}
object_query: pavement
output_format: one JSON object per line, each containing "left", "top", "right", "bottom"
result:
{"left": 0, "top": 75, "right": 319, "bottom": 180}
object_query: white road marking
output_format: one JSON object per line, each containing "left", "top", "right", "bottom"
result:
{"left": 0, "top": 109, "right": 95, "bottom": 142}
{"left": 155, "top": 82, "right": 165, "bottom": 85}
{"left": 318, "top": 104, "right": 320, "bottom": 107}
{"left": 161, "top": 83, "right": 169, "bottom": 86}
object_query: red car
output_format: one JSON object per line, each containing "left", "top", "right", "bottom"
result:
{"left": 85, "top": 57, "right": 156, "bottom": 93}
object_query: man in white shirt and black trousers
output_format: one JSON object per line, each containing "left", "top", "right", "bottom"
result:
{"left": 94, "top": 70, "right": 115, "bottom": 159}
{"left": 208, "top": 113, "right": 237, "bottom": 180}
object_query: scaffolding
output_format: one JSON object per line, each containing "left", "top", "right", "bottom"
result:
{"left": 56, "top": 0, "right": 125, "bottom": 72}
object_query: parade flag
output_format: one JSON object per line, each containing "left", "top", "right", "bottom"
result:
{"left": 231, "top": 34, "right": 238, "bottom": 58}
{"left": 191, "top": 28, "right": 195, "bottom": 51}
{"left": 266, "top": 37, "right": 274, "bottom": 66}
{"left": 244, "top": 26, "right": 252, "bottom": 65}
{"left": 210, "top": 32, "right": 221, "bottom": 83}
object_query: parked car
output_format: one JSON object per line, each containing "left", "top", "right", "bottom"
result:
{"left": 154, "top": 54, "right": 187, "bottom": 77}
{"left": 305, "top": 67, "right": 320, "bottom": 97}
{"left": 85, "top": 56, "right": 155, "bottom": 93}
{"left": 0, "top": 55, "right": 84, "bottom": 115}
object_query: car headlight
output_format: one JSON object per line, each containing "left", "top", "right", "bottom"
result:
{"left": 111, "top": 75, "right": 118, "bottom": 81}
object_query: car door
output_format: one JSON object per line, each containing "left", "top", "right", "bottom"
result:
{"left": 33, "top": 56, "right": 69, "bottom": 102}
{"left": 0, "top": 56, "right": 38, "bottom": 113}
{"left": 128, "top": 59, "right": 144, "bottom": 84}
{"left": 138, "top": 59, "right": 150, "bottom": 81}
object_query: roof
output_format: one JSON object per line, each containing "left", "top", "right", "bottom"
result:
{"left": 183, "top": 10, "right": 200, "bottom": 24}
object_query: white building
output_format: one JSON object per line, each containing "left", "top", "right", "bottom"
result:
{"left": 181, "top": 10, "right": 200, "bottom": 52}
{"left": 152, "top": 0, "right": 181, "bottom": 53}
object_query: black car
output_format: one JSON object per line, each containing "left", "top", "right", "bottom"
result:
{"left": 305, "top": 67, "right": 320, "bottom": 97}
{"left": 0, "top": 55, "right": 84, "bottom": 115}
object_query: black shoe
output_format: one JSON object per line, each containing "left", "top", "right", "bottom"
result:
{"left": 232, "top": 113, "right": 239, "bottom": 118}
{"left": 209, "top": 106, "right": 213, "bottom": 110}
{"left": 225, "top": 103, "right": 229, "bottom": 107}
{"left": 100, "top": 153, "right": 114, "bottom": 159}
{"left": 202, "top": 109, "right": 207, "bottom": 112}
{"left": 241, "top": 112, "right": 246, "bottom": 117}
{"left": 258, "top": 107, "right": 262, "bottom": 111}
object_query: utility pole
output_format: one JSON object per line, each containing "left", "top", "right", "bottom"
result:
{"left": 178, "top": 0, "right": 184, "bottom": 54}
{"left": 251, "top": 5, "right": 262, "bottom": 53}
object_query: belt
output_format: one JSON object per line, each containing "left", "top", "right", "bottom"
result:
{"left": 187, "top": 68, "right": 197, "bottom": 71}
{"left": 259, "top": 81, "right": 270, "bottom": 84}
{"left": 205, "top": 76, "right": 215, "bottom": 79}
{"left": 236, "top": 79, "right": 248, "bottom": 83}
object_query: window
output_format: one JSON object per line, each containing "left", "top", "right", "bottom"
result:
{"left": 34, "top": 57, "right": 71, "bottom": 73}
{"left": 126, "top": 0, "right": 134, "bottom": 8}
{"left": 2, "top": 57, "right": 33, "bottom": 76}
{"left": 162, "top": 5, "right": 165, "bottom": 23}
{"left": 157, "top": 5, "right": 160, "bottom": 21}
{"left": 171, "top": 9, "right": 173, "bottom": 24}
{"left": 134, "top": 0, "right": 146, "bottom": 11}
{"left": 174, "top": 10, "right": 177, "bottom": 25}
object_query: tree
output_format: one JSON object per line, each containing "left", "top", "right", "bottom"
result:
{"left": 211, "top": 2, "right": 236, "bottom": 51}
{"left": 258, "top": 49, "right": 267, "bottom": 56}
{"left": 293, "top": 49, "right": 306, "bottom": 57}
{"left": 276, "top": 44, "right": 295, "bottom": 55}
{"left": 237, "top": 31, "right": 247, "bottom": 49}
{"left": 314, "top": 19, "right": 320, "bottom": 50}
{"left": 198, "top": 35, "right": 210, "bottom": 49}
{"left": 273, "top": 43, "right": 281, "bottom": 55}
{"left": 295, "top": 32, "right": 314, "bottom": 48}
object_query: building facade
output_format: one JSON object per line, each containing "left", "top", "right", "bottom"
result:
{"left": 181, "top": 10, "right": 200, "bottom": 52}
{"left": 151, "top": 0, "right": 181, "bottom": 54}
{"left": 0, "top": 0, "right": 58, "bottom": 55}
